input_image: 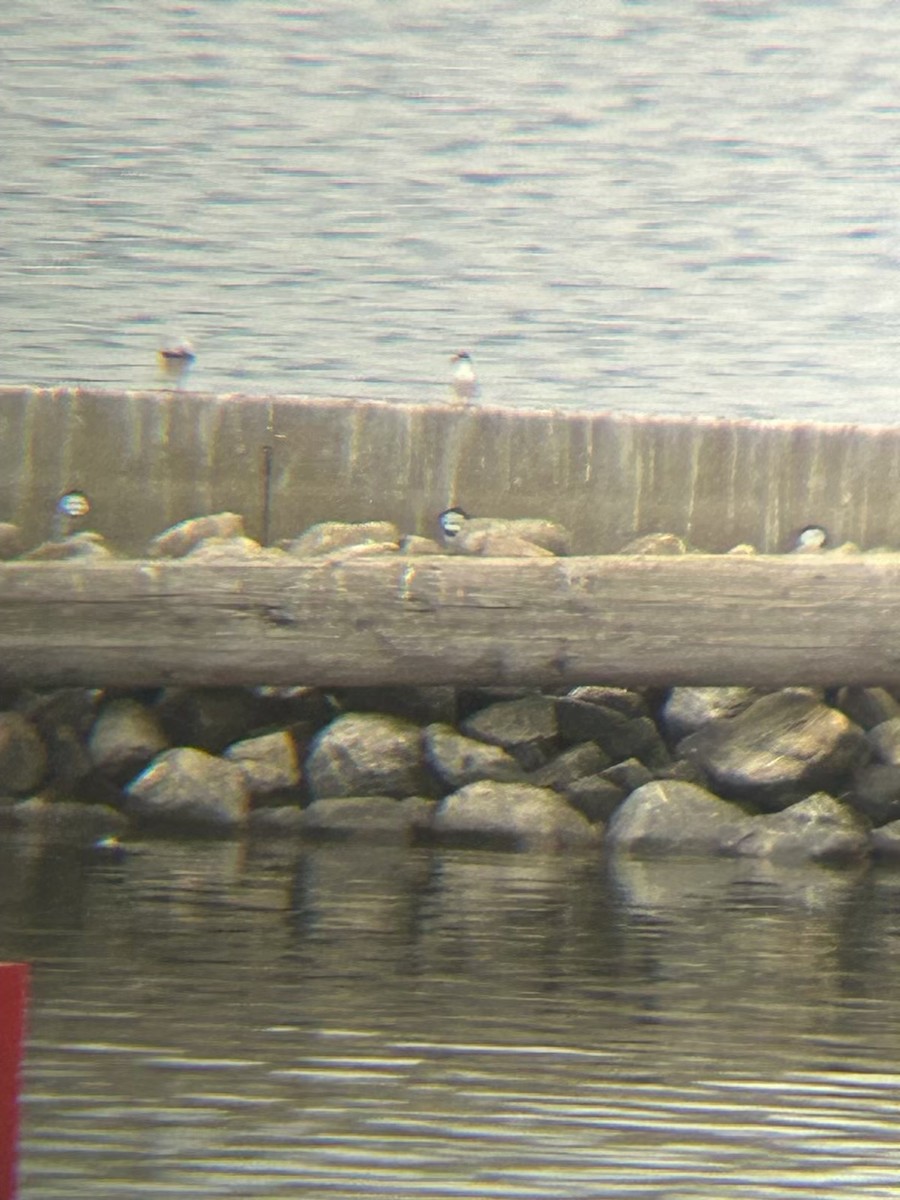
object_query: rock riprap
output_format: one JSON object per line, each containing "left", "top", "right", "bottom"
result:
{"left": 1, "top": 511, "right": 900, "bottom": 864}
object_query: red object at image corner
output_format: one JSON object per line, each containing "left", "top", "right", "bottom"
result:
{"left": 0, "top": 964, "right": 28, "bottom": 1200}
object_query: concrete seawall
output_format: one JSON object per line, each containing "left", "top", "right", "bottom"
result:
{"left": 2, "top": 385, "right": 899, "bottom": 555}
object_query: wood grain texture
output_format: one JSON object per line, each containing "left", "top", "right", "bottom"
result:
{"left": 0, "top": 555, "right": 899, "bottom": 688}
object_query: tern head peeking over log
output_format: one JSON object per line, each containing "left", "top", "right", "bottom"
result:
{"left": 791, "top": 525, "right": 828, "bottom": 553}
{"left": 450, "top": 351, "right": 478, "bottom": 404}
{"left": 52, "top": 489, "right": 91, "bottom": 541}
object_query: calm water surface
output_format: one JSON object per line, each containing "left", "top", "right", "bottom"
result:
{"left": 3, "top": 0, "right": 900, "bottom": 419}
{"left": 4, "top": 834, "right": 900, "bottom": 1198}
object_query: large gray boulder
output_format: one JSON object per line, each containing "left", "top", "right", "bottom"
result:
{"left": 223, "top": 730, "right": 300, "bottom": 798}
{"left": 300, "top": 796, "right": 435, "bottom": 842}
{"left": 661, "top": 687, "right": 759, "bottom": 741}
{"left": 461, "top": 695, "right": 558, "bottom": 770}
{"left": 423, "top": 724, "right": 524, "bottom": 790}
{"left": 834, "top": 686, "right": 900, "bottom": 731}
{"left": 125, "top": 748, "right": 250, "bottom": 830}
{"left": 678, "top": 691, "right": 867, "bottom": 809}
{"left": 606, "top": 780, "right": 752, "bottom": 856}
{"left": 563, "top": 775, "right": 627, "bottom": 823}
{"left": 0, "top": 712, "right": 47, "bottom": 795}
{"left": 867, "top": 718, "right": 900, "bottom": 766}
{"left": 565, "top": 686, "right": 648, "bottom": 717}
{"left": 88, "top": 699, "right": 169, "bottom": 785}
{"left": 306, "top": 713, "right": 435, "bottom": 799}
{"left": 732, "top": 794, "right": 870, "bottom": 866}
{"left": 871, "top": 820, "right": 900, "bottom": 861}
{"left": 431, "top": 780, "right": 598, "bottom": 850}
{"left": 155, "top": 687, "right": 273, "bottom": 754}
{"left": 529, "top": 742, "right": 610, "bottom": 791}
{"left": 554, "top": 697, "right": 670, "bottom": 767}
{"left": 849, "top": 763, "right": 900, "bottom": 826}
{"left": 331, "top": 686, "right": 457, "bottom": 726}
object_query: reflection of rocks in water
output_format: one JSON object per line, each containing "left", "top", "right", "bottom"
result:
{"left": 285, "top": 845, "right": 435, "bottom": 977}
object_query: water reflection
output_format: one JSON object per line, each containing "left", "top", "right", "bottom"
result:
{"left": 3, "top": 833, "right": 900, "bottom": 1197}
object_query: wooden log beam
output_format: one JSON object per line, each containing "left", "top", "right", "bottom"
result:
{"left": 0, "top": 555, "right": 899, "bottom": 689}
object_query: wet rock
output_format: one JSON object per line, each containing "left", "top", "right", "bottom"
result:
{"left": 223, "top": 730, "right": 300, "bottom": 798}
{"left": 306, "top": 712, "right": 435, "bottom": 799}
{"left": 0, "top": 712, "right": 48, "bottom": 794}
{"left": 529, "top": 742, "right": 610, "bottom": 790}
{"left": 848, "top": 764, "right": 900, "bottom": 826}
{"left": 300, "top": 795, "right": 435, "bottom": 842}
{"left": 834, "top": 687, "right": 900, "bottom": 731}
{"left": 618, "top": 532, "right": 687, "bottom": 555}
{"left": 0, "top": 524, "right": 23, "bottom": 559}
{"left": 423, "top": 723, "right": 524, "bottom": 790}
{"left": 148, "top": 512, "right": 244, "bottom": 558}
{"left": 563, "top": 776, "right": 626, "bottom": 823}
{"left": 431, "top": 781, "right": 598, "bottom": 851}
{"left": 867, "top": 718, "right": 900, "bottom": 766}
{"left": 88, "top": 699, "right": 169, "bottom": 785}
{"left": 460, "top": 695, "right": 558, "bottom": 770}
{"left": 661, "top": 687, "right": 759, "bottom": 742}
{"left": 285, "top": 521, "right": 400, "bottom": 557}
{"left": 677, "top": 691, "right": 867, "bottom": 809}
{"left": 125, "top": 747, "right": 250, "bottom": 831}
{"left": 732, "top": 793, "right": 870, "bottom": 866}
{"left": 606, "top": 780, "right": 752, "bottom": 856}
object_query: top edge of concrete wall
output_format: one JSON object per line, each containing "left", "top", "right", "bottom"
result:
{"left": 6, "top": 382, "right": 896, "bottom": 433}
{"left": 1, "top": 384, "right": 898, "bottom": 555}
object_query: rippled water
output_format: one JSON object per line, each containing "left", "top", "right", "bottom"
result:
{"left": 4, "top": 0, "right": 900, "bottom": 419}
{"left": 4, "top": 834, "right": 900, "bottom": 1197}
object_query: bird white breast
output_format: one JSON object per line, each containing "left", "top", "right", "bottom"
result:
{"left": 452, "top": 360, "right": 478, "bottom": 402}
